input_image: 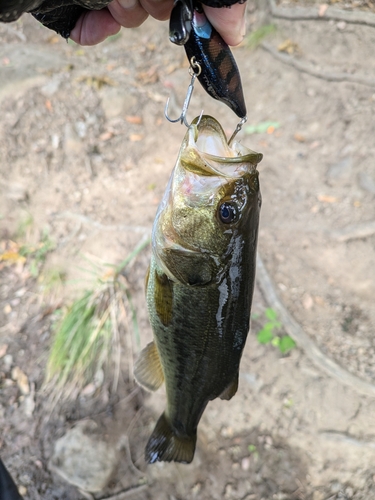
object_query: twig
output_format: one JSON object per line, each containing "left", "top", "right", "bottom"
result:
{"left": 330, "top": 220, "right": 375, "bottom": 242}
{"left": 320, "top": 430, "right": 375, "bottom": 449}
{"left": 119, "top": 434, "right": 145, "bottom": 477}
{"left": 269, "top": 0, "right": 375, "bottom": 27}
{"left": 261, "top": 42, "right": 375, "bottom": 88}
{"left": 98, "top": 483, "right": 148, "bottom": 500}
{"left": 53, "top": 211, "right": 151, "bottom": 234}
{"left": 256, "top": 252, "right": 375, "bottom": 398}
{"left": 0, "top": 23, "right": 27, "bottom": 41}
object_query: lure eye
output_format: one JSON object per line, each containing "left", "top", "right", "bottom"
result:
{"left": 219, "top": 202, "right": 238, "bottom": 224}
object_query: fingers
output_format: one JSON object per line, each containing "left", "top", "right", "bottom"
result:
{"left": 203, "top": 2, "right": 247, "bottom": 46}
{"left": 70, "top": 9, "right": 121, "bottom": 45}
{"left": 108, "top": 0, "right": 149, "bottom": 28}
{"left": 70, "top": 0, "right": 247, "bottom": 47}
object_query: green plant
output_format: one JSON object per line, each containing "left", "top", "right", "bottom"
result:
{"left": 245, "top": 24, "right": 277, "bottom": 49}
{"left": 256, "top": 308, "right": 296, "bottom": 354}
{"left": 247, "top": 444, "right": 259, "bottom": 461}
{"left": 19, "top": 229, "right": 55, "bottom": 277}
{"left": 45, "top": 236, "right": 150, "bottom": 399}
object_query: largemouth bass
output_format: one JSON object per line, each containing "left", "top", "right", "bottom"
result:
{"left": 135, "top": 115, "right": 262, "bottom": 464}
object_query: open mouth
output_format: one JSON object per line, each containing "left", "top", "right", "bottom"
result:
{"left": 186, "top": 115, "right": 263, "bottom": 177}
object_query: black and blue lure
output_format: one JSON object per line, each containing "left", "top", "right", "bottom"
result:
{"left": 168, "top": 0, "right": 247, "bottom": 120}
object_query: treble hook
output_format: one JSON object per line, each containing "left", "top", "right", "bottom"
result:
{"left": 165, "top": 57, "right": 203, "bottom": 127}
{"left": 228, "top": 116, "right": 248, "bottom": 146}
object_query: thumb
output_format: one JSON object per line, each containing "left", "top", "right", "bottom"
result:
{"left": 203, "top": 2, "right": 247, "bottom": 46}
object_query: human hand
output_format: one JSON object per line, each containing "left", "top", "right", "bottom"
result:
{"left": 70, "top": 0, "right": 246, "bottom": 47}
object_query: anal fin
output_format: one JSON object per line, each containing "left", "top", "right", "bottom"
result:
{"left": 145, "top": 412, "right": 196, "bottom": 464}
{"left": 219, "top": 373, "right": 239, "bottom": 401}
{"left": 134, "top": 341, "right": 164, "bottom": 392}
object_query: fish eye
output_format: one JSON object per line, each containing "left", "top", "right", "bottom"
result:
{"left": 219, "top": 202, "right": 238, "bottom": 224}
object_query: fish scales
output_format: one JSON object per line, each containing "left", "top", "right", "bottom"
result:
{"left": 134, "top": 115, "right": 262, "bottom": 464}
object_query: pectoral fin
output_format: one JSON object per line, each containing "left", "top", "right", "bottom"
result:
{"left": 154, "top": 270, "right": 173, "bottom": 327}
{"left": 134, "top": 341, "right": 164, "bottom": 392}
{"left": 163, "top": 248, "right": 213, "bottom": 286}
{"left": 219, "top": 373, "right": 239, "bottom": 401}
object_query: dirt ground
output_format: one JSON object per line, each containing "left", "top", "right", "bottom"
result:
{"left": 1, "top": 1, "right": 375, "bottom": 499}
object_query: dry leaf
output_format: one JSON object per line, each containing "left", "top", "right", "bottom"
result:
{"left": 0, "top": 251, "right": 26, "bottom": 264}
{"left": 3, "top": 304, "right": 11, "bottom": 314}
{"left": 129, "top": 134, "right": 143, "bottom": 142}
{"left": 136, "top": 66, "right": 159, "bottom": 84}
{"left": 319, "top": 4, "right": 328, "bottom": 16}
{"left": 0, "top": 344, "right": 8, "bottom": 358}
{"left": 45, "top": 99, "right": 53, "bottom": 112}
{"left": 76, "top": 75, "right": 118, "bottom": 89}
{"left": 11, "top": 366, "right": 30, "bottom": 395}
{"left": 99, "top": 131, "right": 114, "bottom": 141}
{"left": 278, "top": 39, "right": 300, "bottom": 55}
{"left": 48, "top": 35, "right": 60, "bottom": 44}
{"left": 294, "top": 133, "right": 306, "bottom": 142}
{"left": 318, "top": 194, "right": 338, "bottom": 203}
{"left": 125, "top": 115, "right": 143, "bottom": 125}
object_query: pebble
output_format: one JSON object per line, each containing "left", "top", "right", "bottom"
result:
{"left": 49, "top": 420, "right": 118, "bottom": 492}
{"left": 18, "top": 486, "right": 27, "bottom": 496}
{"left": 327, "top": 157, "right": 352, "bottom": 182}
{"left": 241, "top": 457, "right": 251, "bottom": 471}
{"left": 3, "top": 354, "right": 13, "bottom": 372}
{"left": 11, "top": 366, "right": 30, "bottom": 395}
{"left": 358, "top": 171, "right": 375, "bottom": 195}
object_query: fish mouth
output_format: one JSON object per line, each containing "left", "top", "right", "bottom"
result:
{"left": 183, "top": 115, "right": 262, "bottom": 177}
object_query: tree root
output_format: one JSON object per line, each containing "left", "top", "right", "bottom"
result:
{"left": 331, "top": 220, "right": 375, "bottom": 242}
{"left": 268, "top": 0, "right": 375, "bottom": 27}
{"left": 256, "top": 253, "right": 375, "bottom": 398}
{"left": 260, "top": 42, "right": 375, "bottom": 88}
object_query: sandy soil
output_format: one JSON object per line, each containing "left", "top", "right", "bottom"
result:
{"left": 1, "top": 1, "right": 375, "bottom": 499}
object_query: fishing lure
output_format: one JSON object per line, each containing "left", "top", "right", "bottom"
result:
{"left": 168, "top": 0, "right": 247, "bottom": 120}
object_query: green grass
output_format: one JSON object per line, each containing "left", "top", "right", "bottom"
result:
{"left": 45, "top": 236, "right": 150, "bottom": 399}
{"left": 245, "top": 24, "right": 277, "bottom": 49}
{"left": 19, "top": 229, "right": 56, "bottom": 277}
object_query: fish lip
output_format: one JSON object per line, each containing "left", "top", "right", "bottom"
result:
{"left": 185, "top": 115, "right": 263, "bottom": 176}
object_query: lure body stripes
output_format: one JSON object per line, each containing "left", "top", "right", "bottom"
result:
{"left": 183, "top": 8, "right": 247, "bottom": 118}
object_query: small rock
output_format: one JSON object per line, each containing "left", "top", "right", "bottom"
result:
{"left": 11, "top": 366, "right": 30, "bottom": 395}
{"left": 3, "top": 304, "right": 12, "bottom": 314}
{"left": 345, "top": 486, "right": 354, "bottom": 498}
{"left": 312, "top": 492, "right": 324, "bottom": 500}
{"left": 327, "top": 157, "right": 352, "bottom": 183}
{"left": 241, "top": 457, "right": 251, "bottom": 471}
{"left": 100, "top": 87, "right": 137, "bottom": 120}
{"left": 64, "top": 123, "right": 84, "bottom": 155}
{"left": 4, "top": 182, "right": 28, "bottom": 202}
{"left": 358, "top": 172, "right": 375, "bottom": 195}
{"left": 41, "top": 78, "right": 60, "bottom": 96}
{"left": 224, "top": 483, "right": 233, "bottom": 499}
{"left": 302, "top": 293, "right": 314, "bottom": 310}
{"left": 49, "top": 420, "right": 118, "bottom": 492}
{"left": 18, "top": 486, "right": 27, "bottom": 496}
{"left": 23, "top": 384, "right": 35, "bottom": 417}
{"left": 330, "top": 481, "right": 342, "bottom": 493}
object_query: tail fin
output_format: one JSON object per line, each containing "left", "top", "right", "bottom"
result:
{"left": 145, "top": 413, "right": 196, "bottom": 464}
